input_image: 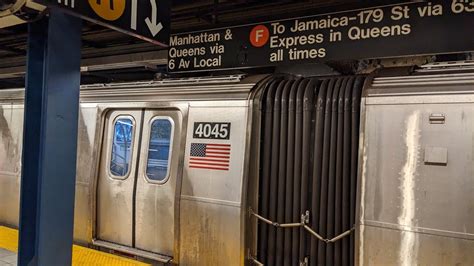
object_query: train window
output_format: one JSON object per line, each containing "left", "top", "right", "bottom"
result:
{"left": 145, "top": 117, "right": 174, "bottom": 183}
{"left": 110, "top": 117, "right": 135, "bottom": 178}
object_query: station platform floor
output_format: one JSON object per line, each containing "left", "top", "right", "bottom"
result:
{"left": 0, "top": 226, "right": 150, "bottom": 265}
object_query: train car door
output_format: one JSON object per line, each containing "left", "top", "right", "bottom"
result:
{"left": 96, "top": 109, "right": 182, "bottom": 259}
{"left": 97, "top": 110, "right": 142, "bottom": 247}
{"left": 135, "top": 110, "right": 181, "bottom": 256}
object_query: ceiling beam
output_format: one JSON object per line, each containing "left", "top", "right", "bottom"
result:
{"left": 0, "top": 50, "right": 168, "bottom": 79}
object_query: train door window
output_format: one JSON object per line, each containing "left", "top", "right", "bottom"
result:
{"left": 145, "top": 117, "right": 174, "bottom": 183}
{"left": 110, "top": 117, "right": 135, "bottom": 178}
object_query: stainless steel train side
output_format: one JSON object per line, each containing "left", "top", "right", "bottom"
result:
{"left": 358, "top": 68, "right": 474, "bottom": 265}
{"left": 0, "top": 69, "right": 473, "bottom": 265}
{"left": 0, "top": 75, "right": 264, "bottom": 265}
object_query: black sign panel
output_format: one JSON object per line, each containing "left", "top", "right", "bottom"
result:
{"left": 193, "top": 122, "right": 231, "bottom": 140}
{"left": 169, "top": 0, "right": 474, "bottom": 72}
{"left": 35, "top": 0, "right": 170, "bottom": 46}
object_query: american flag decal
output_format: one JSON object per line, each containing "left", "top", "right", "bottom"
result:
{"left": 189, "top": 143, "right": 231, "bottom": 171}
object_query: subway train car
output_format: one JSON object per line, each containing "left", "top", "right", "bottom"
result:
{"left": 0, "top": 64, "right": 473, "bottom": 265}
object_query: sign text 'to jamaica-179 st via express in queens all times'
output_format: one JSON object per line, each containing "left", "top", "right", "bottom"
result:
{"left": 168, "top": 0, "right": 474, "bottom": 73}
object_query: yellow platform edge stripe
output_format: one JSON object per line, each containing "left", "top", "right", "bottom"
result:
{"left": 0, "top": 226, "right": 150, "bottom": 266}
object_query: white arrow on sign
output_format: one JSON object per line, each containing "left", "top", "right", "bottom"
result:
{"left": 131, "top": 0, "right": 137, "bottom": 30}
{"left": 145, "top": 0, "right": 163, "bottom": 37}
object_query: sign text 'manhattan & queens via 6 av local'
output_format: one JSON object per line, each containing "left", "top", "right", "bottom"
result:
{"left": 34, "top": 0, "right": 171, "bottom": 46}
{"left": 168, "top": 0, "right": 474, "bottom": 73}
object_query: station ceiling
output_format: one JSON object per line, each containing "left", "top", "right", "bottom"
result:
{"left": 0, "top": 0, "right": 400, "bottom": 88}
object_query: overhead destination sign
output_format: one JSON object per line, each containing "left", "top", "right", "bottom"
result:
{"left": 34, "top": 0, "right": 170, "bottom": 46}
{"left": 168, "top": 0, "right": 474, "bottom": 72}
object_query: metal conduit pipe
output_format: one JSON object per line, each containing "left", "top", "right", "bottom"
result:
{"left": 268, "top": 80, "right": 286, "bottom": 266}
{"left": 317, "top": 78, "right": 335, "bottom": 265}
{"left": 335, "top": 77, "right": 349, "bottom": 266}
{"left": 285, "top": 78, "right": 301, "bottom": 265}
{"left": 300, "top": 78, "right": 318, "bottom": 261}
{"left": 342, "top": 77, "right": 355, "bottom": 266}
{"left": 258, "top": 79, "right": 281, "bottom": 264}
{"left": 292, "top": 78, "right": 309, "bottom": 264}
{"left": 326, "top": 78, "right": 343, "bottom": 266}
{"left": 310, "top": 78, "right": 329, "bottom": 263}
{"left": 277, "top": 79, "right": 293, "bottom": 266}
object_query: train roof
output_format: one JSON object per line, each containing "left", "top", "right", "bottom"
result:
{"left": 0, "top": 74, "right": 269, "bottom": 104}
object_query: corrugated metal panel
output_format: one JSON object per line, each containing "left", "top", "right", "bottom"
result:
{"left": 255, "top": 75, "right": 365, "bottom": 265}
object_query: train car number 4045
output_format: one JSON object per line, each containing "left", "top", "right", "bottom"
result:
{"left": 193, "top": 122, "right": 231, "bottom": 140}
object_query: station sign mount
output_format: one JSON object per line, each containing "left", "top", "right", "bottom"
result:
{"left": 34, "top": 0, "right": 170, "bottom": 46}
